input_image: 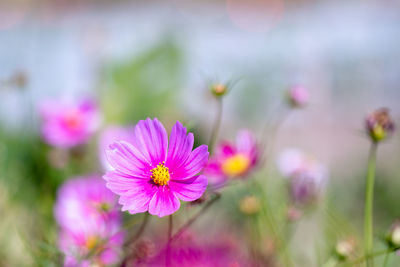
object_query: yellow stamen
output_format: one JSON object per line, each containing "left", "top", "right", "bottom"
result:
{"left": 222, "top": 154, "right": 251, "bottom": 177}
{"left": 85, "top": 235, "right": 98, "bottom": 250}
{"left": 151, "top": 162, "right": 170, "bottom": 186}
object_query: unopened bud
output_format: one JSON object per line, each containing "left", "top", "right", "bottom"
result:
{"left": 365, "top": 108, "right": 395, "bottom": 142}
{"left": 287, "top": 85, "right": 308, "bottom": 108}
{"left": 286, "top": 206, "right": 302, "bottom": 222}
{"left": 386, "top": 221, "right": 400, "bottom": 249}
{"left": 10, "top": 71, "right": 28, "bottom": 89}
{"left": 239, "top": 195, "right": 261, "bottom": 215}
{"left": 210, "top": 83, "right": 228, "bottom": 97}
{"left": 334, "top": 237, "right": 356, "bottom": 261}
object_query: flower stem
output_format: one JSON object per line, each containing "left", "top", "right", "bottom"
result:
{"left": 209, "top": 98, "right": 223, "bottom": 153}
{"left": 383, "top": 251, "right": 390, "bottom": 267}
{"left": 170, "top": 192, "right": 221, "bottom": 242}
{"left": 124, "top": 212, "right": 150, "bottom": 247}
{"left": 364, "top": 142, "right": 378, "bottom": 267}
{"left": 350, "top": 248, "right": 394, "bottom": 265}
{"left": 120, "top": 213, "right": 150, "bottom": 266}
{"left": 166, "top": 215, "right": 173, "bottom": 267}
{"left": 322, "top": 257, "right": 338, "bottom": 267}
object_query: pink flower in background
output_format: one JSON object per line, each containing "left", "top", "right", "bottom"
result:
{"left": 98, "top": 126, "right": 134, "bottom": 170}
{"left": 277, "top": 148, "right": 328, "bottom": 205}
{"left": 103, "top": 118, "right": 209, "bottom": 217}
{"left": 54, "top": 176, "right": 123, "bottom": 266}
{"left": 205, "top": 130, "right": 258, "bottom": 187}
{"left": 287, "top": 85, "right": 309, "bottom": 107}
{"left": 136, "top": 232, "right": 251, "bottom": 267}
{"left": 39, "top": 99, "right": 101, "bottom": 148}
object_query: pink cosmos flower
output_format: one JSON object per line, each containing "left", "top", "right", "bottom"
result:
{"left": 39, "top": 99, "right": 101, "bottom": 148}
{"left": 103, "top": 118, "right": 209, "bottom": 217}
{"left": 54, "top": 176, "right": 123, "bottom": 266}
{"left": 277, "top": 148, "right": 328, "bottom": 205}
{"left": 98, "top": 126, "right": 134, "bottom": 170}
{"left": 287, "top": 85, "right": 309, "bottom": 107}
{"left": 205, "top": 130, "right": 258, "bottom": 187}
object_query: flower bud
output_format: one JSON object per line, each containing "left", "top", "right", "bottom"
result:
{"left": 365, "top": 108, "right": 395, "bottom": 142}
{"left": 10, "top": 70, "right": 28, "bottom": 89}
{"left": 286, "top": 206, "right": 302, "bottom": 222}
{"left": 386, "top": 221, "right": 400, "bottom": 249}
{"left": 286, "top": 85, "right": 308, "bottom": 108}
{"left": 210, "top": 83, "right": 228, "bottom": 97}
{"left": 239, "top": 195, "right": 261, "bottom": 215}
{"left": 334, "top": 237, "right": 356, "bottom": 261}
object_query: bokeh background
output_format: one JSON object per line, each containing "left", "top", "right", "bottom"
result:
{"left": 1, "top": 0, "right": 400, "bottom": 266}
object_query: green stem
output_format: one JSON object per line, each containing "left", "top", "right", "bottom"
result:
{"left": 263, "top": 198, "right": 293, "bottom": 267}
{"left": 170, "top": 192, "right": 221, "bottom": 242}
{"left": 209, "top": 98, "right": 223, "bottom": 153}
{"left": 166, "top": 215, "right": 173, "bottom": 267}
{"left": 364, "top": 142, "right": 378, "bottom": 267}
{"left": 322, "top": 257, "right": 338, "bottom": 267}
{"left": 349, "top": 249, "right": 393, "bottom": 265}
{"left": 124, "top": 212, "right": 150, "bottom": 247}
{"left": 383, "top": 251, "right": 390, "bottom": 267}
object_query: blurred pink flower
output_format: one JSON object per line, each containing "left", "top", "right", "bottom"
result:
{"left": 54, "top": 176, "right": 123, "bottom": 266}
{"left": 277, "top": 148, "right": 328, "bottom": 205}
{"left": 136, "top": 232, "right": 251, "bottom": 267}
{"left": 98, "top": 126, "right": 134, "bottom": 170}
{"left": 39, "top": 99, "right": 101, "bottom": 148}
{"left": 287, "top": 85, "right": 308, "bottom": 108}
{"left": 205, "top": 130, "right": 259, "bottom": 187}
{"left": 103, "top": 118, "right": 209, "bottom": 217}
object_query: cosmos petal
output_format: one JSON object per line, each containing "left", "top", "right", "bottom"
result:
{"left": 170, "top": 175, "right": 208, "bottom": 201}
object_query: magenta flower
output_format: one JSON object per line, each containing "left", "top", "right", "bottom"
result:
{"left": 54, "top": 176, "right": 123, "bottom": 266}
{"left": 98, "top": 126, "right": 134, "bottom": 170}
{"left": 287, "top": 85, "right": 309, "bottom": 108}
{"left": 39, "top": 99, "right": 101, "bottom": 148}
{"left": 205, "top": 130, "right": 258, "bottom": 187}
{"left": 103, "top": 118, "right": 209, "bottom": 217}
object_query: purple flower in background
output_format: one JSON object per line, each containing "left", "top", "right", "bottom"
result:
{"left": 39, "top": 99, "right": 101, "bottom": 148}
{"left": 205, "top": 130, "right": 258, "bottom": 187}
{"left": 103, "top": 118, "right": 209, "bottom": 217}
{"left": 54, "top": 176, "right": 123, "bottom": 266}
{"left": 277, "top": 148, "right": 328, "bottom": 205}
{"left": 98, "top": 126, "right": 134, "bottom": 170}
{"left": 287, "top": 85, "right": 309, "bottom": 108}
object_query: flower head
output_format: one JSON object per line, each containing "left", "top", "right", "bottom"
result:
{"left": 205, "top": 130, "right": 259, "bottom": 187}
{"left": 277, "top": 148, "right": 328, "bottom": 205}
{"left": 103, "top": 118, "right": 209, "bottom": 217}
{"left": 365, "top": 108, "right": 395, "bottom": 142}
{"left": 54, "top": 176, "right": 123, "bottom": 266}
{"left": 39, "top": 99, "right": 101, "bottom": 148}
{"left": 287, "top": 85, "right": 309, "bottom": 108}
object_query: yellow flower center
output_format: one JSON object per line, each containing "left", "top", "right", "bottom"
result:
{"left": 222, "top": 154, "right": 251, "bottom": 177}
{"left": 85, "top": 235, "right": 98, "bottom": 250}
{"left": 151, "top": 162, "right": 170, "bottom": 186}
